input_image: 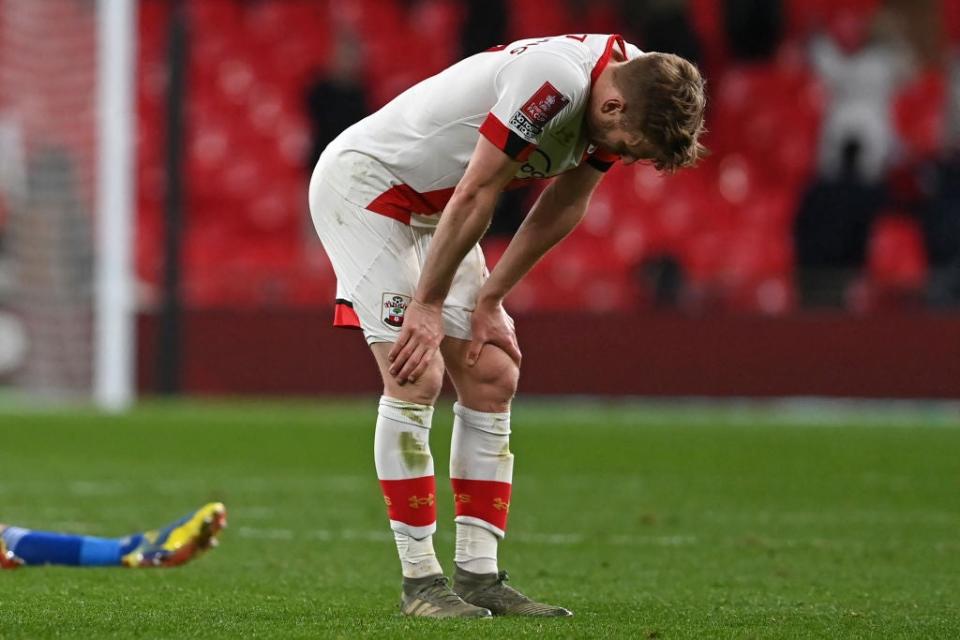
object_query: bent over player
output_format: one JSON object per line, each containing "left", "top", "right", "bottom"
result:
{"left": 309, "top": 34, "right": 705, "bottom": 617}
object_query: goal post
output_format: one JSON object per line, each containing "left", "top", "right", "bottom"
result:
{"left": 0, "top": 0, "right": 137, "bottom": 410}
{"left": 94, "top": 0, "right": 136, "bottom": 412}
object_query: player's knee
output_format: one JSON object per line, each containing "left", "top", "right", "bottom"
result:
{"left": 475, "top": 348, "right": 520, "bottom": 404}
{"left": 414, "top": 363, "right": 446, "bottom": 403}
{"left": 384, "top": 356, "right": 445, "bottom": 406}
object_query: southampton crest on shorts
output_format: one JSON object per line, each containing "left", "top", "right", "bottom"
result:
{"left": 382, "top": 293, "right": 410, "bottom": 328}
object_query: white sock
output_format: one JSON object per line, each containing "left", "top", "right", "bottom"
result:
{"left": 450, "top": 402, "right": 513, "bottom": 574}
{"left": 454, "top": 522, "right": 499, "bottom": 574}
{"left": 394, "top": 531, "right": 443, "bottom": 579}
{"left": 375, "top": 396, "right": 441, "bottom": 577}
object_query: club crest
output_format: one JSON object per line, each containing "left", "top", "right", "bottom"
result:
{"left": 382, "top": 293, "right": 410, "bottom": 328}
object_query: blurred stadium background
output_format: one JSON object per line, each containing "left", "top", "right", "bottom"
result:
{"left": 0, "top": 0, "right": 958, "bottom": 403}
{"left": 2, "top": 0, "right": 960, "bottom": 405}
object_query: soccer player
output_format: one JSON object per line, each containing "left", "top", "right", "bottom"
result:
{"left": 309, "top": 33, "right": 705, "bottom": 617}
{"left": 0, "top": 502, "right": 226, "bottom": 568}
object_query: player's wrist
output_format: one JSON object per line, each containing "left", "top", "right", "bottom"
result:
{"left": 475, "top": 292, "right": 505, "bottom": 310}
{"left": 411, "top": 297, "right": 444, "bottom": 312}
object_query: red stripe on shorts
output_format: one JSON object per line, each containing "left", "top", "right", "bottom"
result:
{"left": 450, "top": 478, "right": 513, "bottom": 532}
{"left": 332, "top": 300, "right": 362, "bottom": 329}
{"left": 366, "top": 184, "right": 456, "bottom": 223}
{"left": 380, "top": 476, "right": 437, "bottom": 527}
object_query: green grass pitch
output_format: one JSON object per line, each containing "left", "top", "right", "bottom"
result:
{"left": 1, "top": 399, "right": 958, "bottom": 639}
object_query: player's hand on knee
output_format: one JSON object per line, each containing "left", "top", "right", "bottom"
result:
{"left": 389, "top": 300, "right": 443, "bottom": 383}
{"left": 467, "top": 301, "right": 521, "bottom": 367}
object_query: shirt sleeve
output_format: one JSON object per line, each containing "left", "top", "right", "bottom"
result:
{"left": 479, "top": 52, "right": 585, "bottom": 162}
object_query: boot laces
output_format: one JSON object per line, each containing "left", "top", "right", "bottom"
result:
{"left": 425, "top": 575, "right": 466, "bottom": 605}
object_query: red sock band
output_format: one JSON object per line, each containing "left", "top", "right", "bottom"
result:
{"left": 450, "top": 478, "right": 512, "bottom": 532}
{"left": 379, "top": 476, "right": 437, "bottom": 527}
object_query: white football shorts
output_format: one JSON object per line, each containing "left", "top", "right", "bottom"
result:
{"left": 308, "top": 151, "right": 488, "bottom": 345}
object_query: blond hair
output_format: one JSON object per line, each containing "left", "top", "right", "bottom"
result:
{"left": 613, "top": 53, "right": 707, "bottom": 172}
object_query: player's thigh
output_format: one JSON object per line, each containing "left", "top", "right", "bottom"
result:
{"left": 413, "top": 228, "right": 489, "bottom": 342}
{"left": 441, "top": 337, "right": 519, "bottom": 413}
{"left": 370, "top": 342, "right": 445, "bottom": 406}
{"left": 310, "top": 176, "right": 423, "bottom": 345}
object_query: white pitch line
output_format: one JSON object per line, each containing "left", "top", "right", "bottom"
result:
{"left": 68, "top": 481, "right": 127, "bottom": 496}
{"left": 606, "top": 534, "right": 698, "bottom": 546}
{"left": 234, "top": 526, "right": 698, "bottom": 547}
{"left": 511, "top": 532, "right": 584, "bottom": 545}
{"left": 701, "top": 509, "right": 959, "bottom": 526}
{"left": 236, "top": 526, "right": 294, "bottom": 540}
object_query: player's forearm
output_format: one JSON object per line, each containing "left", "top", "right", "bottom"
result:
{"left": 478, "top": 185, "right": 588, "bottom": 304}
{"left": 415, "top": 188, "right": 499, "bottom": 306}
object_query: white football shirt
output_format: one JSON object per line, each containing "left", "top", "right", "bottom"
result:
{"left": 319, "top": 34, "right": 643, "bottom": 227}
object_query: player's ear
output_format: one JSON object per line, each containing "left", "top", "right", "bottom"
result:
{"left": 600, "top": 97, "right": 625, "bottom": 116}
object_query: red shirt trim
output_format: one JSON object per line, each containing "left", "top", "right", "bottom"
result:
{"left": 479, "top": 113, "right": 536, "bottom": 162}
{"left": 581, "top": 146, "right": 620, "bottom": 172}
{"left": 591, "top": 34, "right": 626, "bottom": 86}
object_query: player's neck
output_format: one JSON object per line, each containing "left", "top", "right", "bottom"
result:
{"left": 589, "top": 64, "right": 620, "bottom": 121}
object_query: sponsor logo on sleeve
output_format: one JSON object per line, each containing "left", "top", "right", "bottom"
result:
{"left": 508, "top": 81, "right": 570, "bottom": 141}
{"left": 509, "top": 111, "right": 541, "bottom": 140}
{"left": 382, "top": 293, "right": 411, "bottom": 328}
{"left": 522, "top": 82, "right": 570, "bottom": 124}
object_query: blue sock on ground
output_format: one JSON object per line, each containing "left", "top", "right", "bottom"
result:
{"left": 1, "top": 526, "right": 143, "bottom": 566}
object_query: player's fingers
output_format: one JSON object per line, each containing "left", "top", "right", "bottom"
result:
{"left": 408, "top": 347, "right": 435, "bottom": 383}
{"left": 396, "top": 345, "right": 426, "bottom": 383}
{"left": 489, "top": 332, "right": 521, "bottom": 366}
{"left": 503, "top": 337, "right": 522, "bottom": 366}
{"left": 388, "top": 331, "right": 410, "bottom": 363}
{"left": 466, "top": 338, "right": 486, "bottom": 367}
{"left": 388, "top": 338, "right": 417, "bottom": 376}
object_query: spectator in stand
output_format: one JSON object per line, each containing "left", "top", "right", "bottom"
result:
{"left": 304, "top": 31, "right": 368, "bottom": 172}
{"left": 620, "top": 0, "right": 703, "bottom": 67}
{"left": 949, "top": 48, "right": 960, "bottom": 145}
{"left": 920, "top": 49, "right": 960, "bottom": 307}
{"left": 461, "top": 0, "right": 531, "bottom": 238}
{"left": 810, "top": 9, "right": 913, "bottom": 184}
{"left": 724, "top": 0, "right": 783, "bottom": 61}
{"left": 634, "top": 254, "right": 688, "bottom": 310}
{"left": 794, "top": 139, "right": 885, "bottom": 307}
{"left": 460, "top": 0, "right": 507, "bottom": 58}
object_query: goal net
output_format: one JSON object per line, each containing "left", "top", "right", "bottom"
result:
{"left": 0, "top": 0, "right": 135, "bottom": 408}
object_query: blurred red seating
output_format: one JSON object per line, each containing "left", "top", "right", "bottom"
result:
{"left": 134, "top": 0, "right": 956, "bottom": 312}
{"left": 867, "top": 214, "right": 927, "bottom": 290}
{"left": 894, "top": 69, "right": 947, "bottom": 159}
{"left": 784, "top": 0, "right": 881, "bottom": 38}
